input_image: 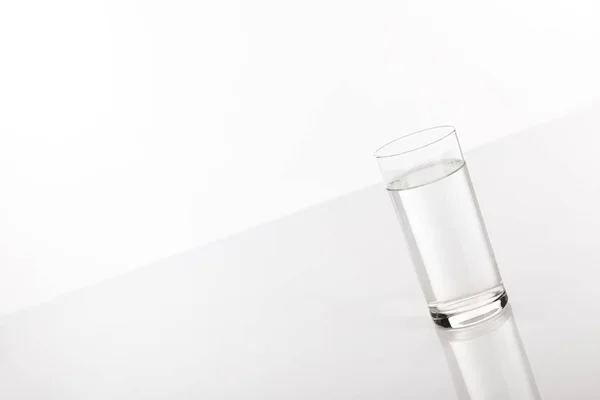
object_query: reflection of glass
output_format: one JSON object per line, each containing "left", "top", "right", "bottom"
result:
{"left": 374, "top": 126, "right": 507, "bottom": 328}
{"left": 437, "top": 305, "right": 541, "bottom": 400}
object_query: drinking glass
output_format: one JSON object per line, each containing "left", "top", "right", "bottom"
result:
{"left": 374, "top": 126, "right": 507, "bottom": 328}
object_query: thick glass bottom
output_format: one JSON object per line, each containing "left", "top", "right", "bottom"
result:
{"left": 429, "top": 286, "right": 508, "bottom": 329}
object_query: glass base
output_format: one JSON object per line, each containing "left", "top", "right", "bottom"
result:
{"left": 429, "top": 286, "right": 508, "bottom": 329}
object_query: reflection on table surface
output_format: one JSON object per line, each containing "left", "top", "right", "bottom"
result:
{"left": 438, "top": 305, "right": 541, "bottom": 400}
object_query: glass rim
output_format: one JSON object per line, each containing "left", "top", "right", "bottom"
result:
{"left": 373, "top": 125, "right": 457, "bottom": 159}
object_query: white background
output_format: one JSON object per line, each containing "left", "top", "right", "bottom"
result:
{"left": 1, "top": 0, "right": 599, "bottom": 315}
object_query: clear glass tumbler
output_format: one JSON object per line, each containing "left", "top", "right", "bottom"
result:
{"left": 374, "top": 126, "right": 507, "bottom": 328}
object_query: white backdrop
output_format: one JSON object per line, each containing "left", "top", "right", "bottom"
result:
{"left": 1, "top": 0, "right": 599, "bottom": 315}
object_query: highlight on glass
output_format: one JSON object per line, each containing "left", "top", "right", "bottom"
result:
{"left": 374, "top": 126, "right": 507, "bottom": 328}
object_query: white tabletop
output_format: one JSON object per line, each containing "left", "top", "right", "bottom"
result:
{"left": 1, "top": 110, "right": 600, "bottom": 398}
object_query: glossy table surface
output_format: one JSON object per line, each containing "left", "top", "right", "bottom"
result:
{"left": 1, "top": 111, "right": 600, "bottom": 398}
